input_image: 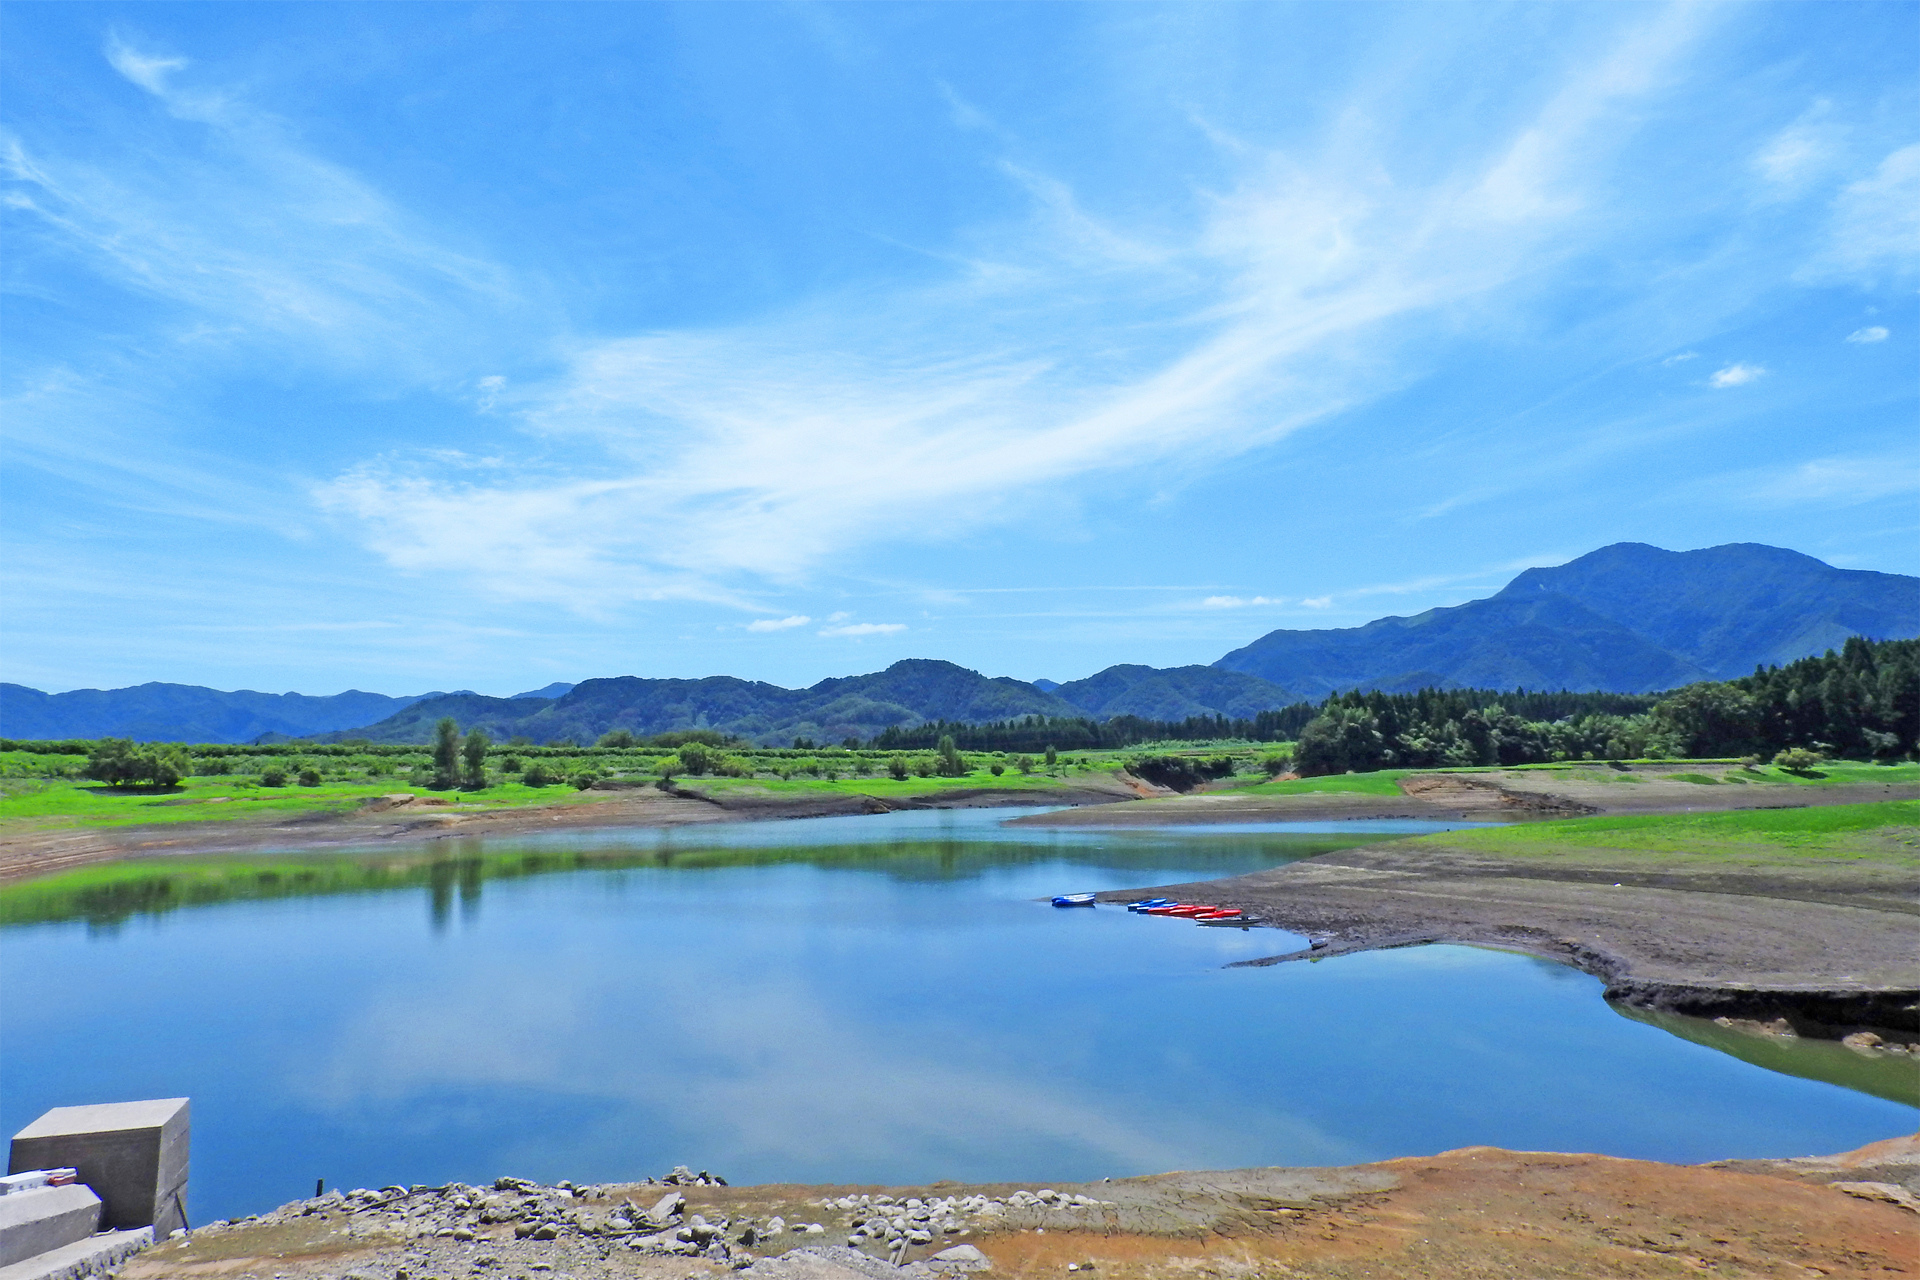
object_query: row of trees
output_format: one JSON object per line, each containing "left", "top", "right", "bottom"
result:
{"left": 1292, "top": 637, "right": 1917, "bottom": 776}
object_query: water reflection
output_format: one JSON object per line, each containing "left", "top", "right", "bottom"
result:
{"left": 1616, "top": 1006, "right": 1920, "bottom": 1107}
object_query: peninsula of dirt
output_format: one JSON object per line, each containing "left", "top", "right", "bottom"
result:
{"left": 1037, "top": 767, "right": 1920, "bottom": 1041}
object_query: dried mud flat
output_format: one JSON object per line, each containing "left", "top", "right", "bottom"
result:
{"left": 124, "top": 1138, "right": 1920, "bottom": 1280}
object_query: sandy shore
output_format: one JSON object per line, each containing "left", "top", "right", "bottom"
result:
{"left": 123, "top": 1137, "right": 1920, "bottom": 1280}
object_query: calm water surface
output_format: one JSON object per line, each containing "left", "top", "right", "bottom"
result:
{"left": 3, "top": 809, "right": 1911, "bottom": 1224}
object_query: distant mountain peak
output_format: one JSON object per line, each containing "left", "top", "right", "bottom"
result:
{"left": 1216, "top": 541, "right": 1918, "bottom": 696}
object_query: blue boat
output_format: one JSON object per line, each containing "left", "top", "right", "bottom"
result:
{"left": 1051, "top": 893, "right": 1098, "bottom": 907}
{"left": 1127, "top": 898, "right": 1175, "bottom": 912}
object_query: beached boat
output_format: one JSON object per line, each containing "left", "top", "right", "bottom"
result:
{"left": 1051, "top": 893, "right": 1098, "bottom": 907}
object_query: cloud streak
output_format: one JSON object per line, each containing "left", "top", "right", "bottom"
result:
{"left": 315, "top": 10, "right": 1714, "bottom": 606}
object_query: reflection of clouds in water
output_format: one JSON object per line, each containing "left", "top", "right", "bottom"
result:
{"left": 293, "top": 942, "right": 1351, "bottom": 1177}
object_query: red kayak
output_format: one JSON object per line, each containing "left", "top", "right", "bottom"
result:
{"left": 1194, "top": 909, "right": 1243, "bottom": 920}
{"left": 1165, "top": 904, "right": 1216, "bottom": 917}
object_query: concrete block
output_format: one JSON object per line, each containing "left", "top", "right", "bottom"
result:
{"left": 9, "top": 1102, "right": 188, "bottom": 1238}
{"left": 0, "top": 1187, "right": 102, "bottom": 1268}
{"left": 0, "top": 1228, "right": 152, "bottom": 1280}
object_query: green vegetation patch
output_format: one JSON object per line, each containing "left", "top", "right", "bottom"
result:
{"left": 1239, "top": 770, "right": 1416, "bottom": 797}
{"left": 1416, "top": 800, "right": 1920, "bottom": 864}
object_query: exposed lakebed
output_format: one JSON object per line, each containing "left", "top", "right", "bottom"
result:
{"left": 3, "top": 809, "right": 1911, "bottom": 1227}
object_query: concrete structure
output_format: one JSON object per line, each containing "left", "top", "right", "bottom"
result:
{"left": 8, "top": 1101, "right": 188, "bottom": 1239}
{"left": 0, "top": 1228, "right": 152, "bottom": 1280}
{"left": 0, "top": 1187, "right": 101, "bottom": 1269}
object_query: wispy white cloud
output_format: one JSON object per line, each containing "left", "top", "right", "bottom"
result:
{"left": 746, "top": 615, "right": 811, "bottom": 632}
{"left": 2, "top": 38, "right": 521, "bottom": 377}
{"left": 819, "top": 622, "right": 906, "bottom": 638}
{"left": 1200, "top": 595, "right": 1283, "bottom": 609}
{"left": 1300, "top": 596, "right": 1332, "bottom": 609}
{"left": 319, "top": 12, "right": 1710, "bottom": 606}
{"left": 1708, "top": 362, "right": 1765, "bottom": 388}
{"left": 1751, "top": 101, "right": 1837, "bottom": 189}
{"left": 1660, "top": 350, "right": 1699, "bottom": 365}
{"left": 1845, "top": 326, "right": 1890, "bottom": 344}
{"left": 1746, "top": 452, "right": 1920, "bottom": 507}
{"left": 104, "top": 33, "right": 188, "bottom": 95}
{"left": 1800, "top": 143, "right": 1920, "bottom": 283}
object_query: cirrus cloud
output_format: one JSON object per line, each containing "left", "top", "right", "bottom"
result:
{"left": 1708, "top": 363, "right": 1766, "bottom": 388}
{"left": 819, "top": 622, "right": 907, "bottom": 638}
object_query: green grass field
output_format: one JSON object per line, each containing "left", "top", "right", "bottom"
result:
{"left": 0, "top": 760, "right": 1103, "bottom": 832}
{"left": 1414, "top": 800, "right": 1920, "bottom": 863}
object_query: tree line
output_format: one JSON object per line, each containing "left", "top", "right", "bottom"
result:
{"left": 1291, "top": 636, "right": 1917, "bottom": 775}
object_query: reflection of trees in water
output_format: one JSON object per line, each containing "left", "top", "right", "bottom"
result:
{"left": 1614, "top": 1004, "right": 1918, "bottom": 1107}
{"left": 427, "top": 856, "right": 485, "bottom": 931}
{"left": 1, "top": 831, "right": 1381, "bottom": 930}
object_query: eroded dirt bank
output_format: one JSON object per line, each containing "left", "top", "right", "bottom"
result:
{"left": 1009, "top": 766, "right": 1917, "bottom": 827}
{"left": 124, "top": 1138, "right": 1920, "bottom": 1280}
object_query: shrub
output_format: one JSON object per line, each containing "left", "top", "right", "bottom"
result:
{"left": 1772, "top": 747, "right": 1824, "bottom": 774}
{"left": 297, "top": 768, "right": 322, "bottom": 787}
{"left": 500, "top": 755, "right": 524, "bottom": 773}
{"left": 1260, "top": 752, "right": 1292, "bottom": 778}
{"left": 888, "top": 755, "right": 910, "bottom": 781}
{"left": 570, "top": 768, "right": 602, "bottom": 790}
{"left": 521, "top": 763, "right": 556, "bottom": 787}
{"left": 989, "top": 763, "right": 1004, "bottom": 776}
{"left": 597, "top": 729, "right": 636, "bottom": 748}
{"left": 936, "top": 735, "right": 966, "bottom": 777}
{"left": 261, "top": 767, "right": 289, "bottom": 787}
{"left": 85, "top": 739, "right": 189, "bottom": 789}
{"left": 677, "top": 742, "right": 714, "bottom": 776}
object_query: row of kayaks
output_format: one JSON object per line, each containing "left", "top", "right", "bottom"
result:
{"left": 1127, "top": 897, "right": 1245, "bottom": 921}
{"left": 1048, "top": 892, "right": 1245, "bottom": 922}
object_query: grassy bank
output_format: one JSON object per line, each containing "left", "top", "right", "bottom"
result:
{"left": 1409, "top": 799, "right": 1920, "bottom": 865}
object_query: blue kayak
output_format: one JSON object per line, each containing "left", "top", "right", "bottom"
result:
{"left": 1127, "top": 898, "right": 1175, "bottom": 912}
{"left": 1051, "top": 893, "right": 1098, "bottom": 907}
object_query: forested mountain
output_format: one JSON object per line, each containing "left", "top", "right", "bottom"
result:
{"left": 317, "top": 660, "right": 1083, "bottom": 746}
{"left": 0, "top": 682, "right": 447, "bottom": 744}
{"left": 1051, "top": 665, "right": 1294, "bottom": 720}
{"left": 1215, "top": 542, "right": 1918, "bottom": 696}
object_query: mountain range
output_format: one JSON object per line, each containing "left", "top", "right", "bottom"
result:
{"left": 1215, "top": 542, "right": 1916, "bottom": 697}
{"left": 4, "top": 542, "right": 1913, "bottom": 745}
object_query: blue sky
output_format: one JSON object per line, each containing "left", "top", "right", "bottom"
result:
{"left": 5, "top": 1, "right": 1915, "bottom": 696}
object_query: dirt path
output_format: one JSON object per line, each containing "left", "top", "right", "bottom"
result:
{"left": 122, "top": 1137, "right": 1919, "bottom": 1280}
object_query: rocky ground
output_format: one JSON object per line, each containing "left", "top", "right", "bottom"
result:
{"left": 121, "top": 1141, "right": 1919, "bottom": 1280}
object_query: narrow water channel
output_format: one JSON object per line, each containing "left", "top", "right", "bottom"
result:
{"left": 3, "top": 809, "right": 1910, "bottom": 1225}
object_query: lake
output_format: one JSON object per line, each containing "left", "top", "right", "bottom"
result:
{"left": 3, "top": 808, "right": 1911, "bottom": 1225}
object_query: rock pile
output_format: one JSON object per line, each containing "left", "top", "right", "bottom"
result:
{"left": 190, "top": 1171, "right": 1110, "bottom": 1276}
